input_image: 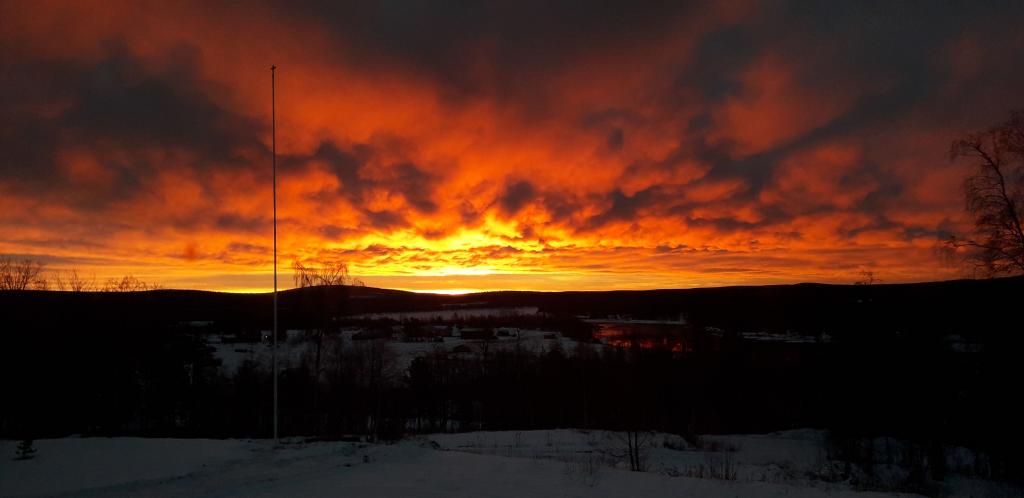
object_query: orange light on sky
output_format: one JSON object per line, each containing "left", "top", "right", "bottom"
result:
{"left": 3, "top": 1, "right": 1024, "bottom": 292}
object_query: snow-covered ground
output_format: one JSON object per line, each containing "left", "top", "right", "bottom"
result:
{"left": 3, "top": 430, "right": 1017, "bottom": 497}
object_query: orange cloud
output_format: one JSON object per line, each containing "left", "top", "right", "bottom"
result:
{"left": 2, "top": 1, "right": 1023, "bottom": 291}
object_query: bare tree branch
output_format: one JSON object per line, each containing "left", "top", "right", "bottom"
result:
{"left": 0, "top": 256, "right": 46, "bottom": 291}
{"left": 54, "top": 269, "right": 97, "bottom": 292}
{"left": 292, "top": 260, "right": 364, "bottom": 288}
{"left": 947, "top": 111, "right": 1024, "bottom": 276}
{"left": 101, "top": 274, "right": 160, "bottom": 292}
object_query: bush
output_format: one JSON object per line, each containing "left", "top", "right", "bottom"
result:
{"left": 682, "top": 454, "right": 737, "bottom": 480}
{"left": 14, "top": 439, "right": 36, "bottom": 460}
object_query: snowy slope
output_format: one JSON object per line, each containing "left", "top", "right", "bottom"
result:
{"left": 0, "top": 430, "right": 968, "bottom": 498}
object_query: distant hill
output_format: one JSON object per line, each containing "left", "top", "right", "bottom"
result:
{"left": 2, "top": 276, "right": 1021, "bottom": 343}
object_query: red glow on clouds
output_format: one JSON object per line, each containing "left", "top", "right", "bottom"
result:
{"left": 2, "top": 1, "right": 1024, "bottom": 292}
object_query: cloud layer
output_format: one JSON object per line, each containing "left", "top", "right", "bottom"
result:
{"left": 3, "top": 0, "right": 1024, "bottom": 291}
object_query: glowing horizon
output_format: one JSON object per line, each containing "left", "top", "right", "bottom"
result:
{"left": 4, "top": 2, "right": 1024, "bottom": 292}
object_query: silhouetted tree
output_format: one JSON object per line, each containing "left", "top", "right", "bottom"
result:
{"left": 291, "top": 259, "right": 364, "bottom": 431}
{"left": 355, "top": 337, "right": 396, "bottom": 440}
{"left": 53, "top": 269, "right": 96, "bottom": 291}
{"left": 0, "top": 257, "right": 46, "bottom": 290}
{"left": 101, "top": 274, "right": 159, "bottom": 292}
{"left": 947, "top": 111, "right": 1024, "bottom": 275}
{"left": 854, "top": 270, "right": 879, "bottom": 285}
{"left": 292, "top": 260, "right": 364, "bottom": 288}
{"left": 623, "top": 429, "right": 651, "bottom": 472}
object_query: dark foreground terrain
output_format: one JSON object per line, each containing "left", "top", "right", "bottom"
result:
{"left": 2, "top": 277, "right": 1022, "bottom": 491}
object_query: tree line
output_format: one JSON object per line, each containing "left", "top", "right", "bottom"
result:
{"left": 0, "top": 256, "right": 160, "bottom": 291}
{"left": 2, "top": 312, "right": 1020, "bottom": 483}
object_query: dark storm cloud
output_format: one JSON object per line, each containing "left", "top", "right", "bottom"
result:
{"left": 283, "top": 140, "right": 441, "bottom": 228}
{"left": 213, "top": 214, "right": 267, "bottom": 234}
{"left": 685, "top": 216, "right": 758, "bottom": 233}
{"left": 364, "top": 210, "right": 407, "bottom": 229}
{"left": 606, "top": 129, "right": 625, "bottom": 151}
{"left": 291, "top": 142, "right": 365, "bottom": 184}
{"left": 0, "top": 40, "right": 265, "bottom": 197}
{"left": 318, "top": 224, "right": 360, "bottom": 240}
{"left": 585, "top": 187, "right": 660, "bottom": 229}
{"left": 677, "top": 26, "right": 758, "bottom": 102}
{"left": 692, "top": 72, "right": 938, "bottom": 210}
{"left": 390, "top": 162, "right": 439, "bottom": 213}
{"left": 541, "top": 195, "right": 582, "bottom": 224}
{"left": 499, "top": 180, "right": 536, "bottom": 215}
{"left": 270, "top": 1, "right": 696, "bottom": 104}
{"left": 62, "top": 42, "right": 263, "bottom": 160}
{"left": 640, "top": 0, "right": 1024, "bottom": 219}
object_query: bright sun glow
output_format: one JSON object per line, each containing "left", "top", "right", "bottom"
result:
{"left": 0, "top": 0, "right": 1002, "bottom": 293}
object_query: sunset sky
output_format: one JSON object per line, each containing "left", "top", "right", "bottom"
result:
{"left": 3, "top": 1, "right": 1024, "bottom": 292}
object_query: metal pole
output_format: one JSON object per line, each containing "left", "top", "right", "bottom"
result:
{"left": 271, "top": 65, "right": 278, "bottom": 442}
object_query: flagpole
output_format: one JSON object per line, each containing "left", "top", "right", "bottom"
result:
{"left": 271, "top": 64, "right": 278, "bottom": 442}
